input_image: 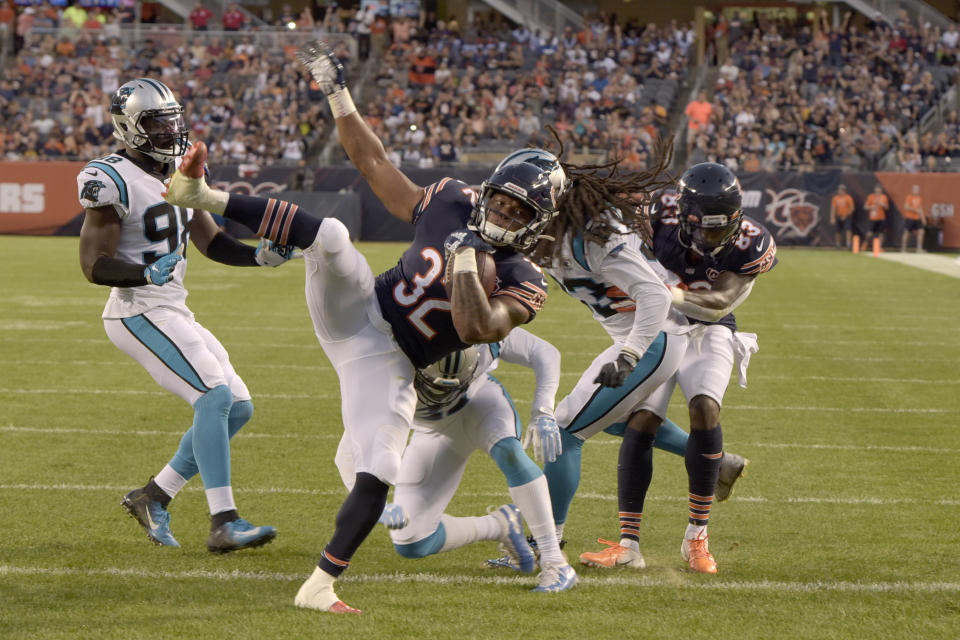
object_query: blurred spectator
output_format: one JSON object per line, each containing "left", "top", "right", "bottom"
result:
{"left": 829, "top": 183, "right": 855, "bottom": 249}
{"left": 62, "top": 2, "right": 87, "bottom": 30}
{"left": 864, "top": 184, "right": 889, "bottom": 249}
{"left": 222, "top": 3, "right": 244, "bottom": 31}
{"left": 901, "top": 184, "right": 926, "bottom": 252}
{"left": 684, "top": 90, "right": 712, "bottom": 148}
{"left": 189, "top": 2, "right": 213, "bottom": 31}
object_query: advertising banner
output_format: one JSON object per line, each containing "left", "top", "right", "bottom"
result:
{"left": 3, "top": 161, "right": 958, "bottom": 249}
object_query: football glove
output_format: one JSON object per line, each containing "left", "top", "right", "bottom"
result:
{"left": 593, "top": 348, "right": 640, "bottom": 388}
{"left": 523, "top": 411, "right": 562, "bottom": 464}
{"left": 443, "top": 229, "right": 494, "bottom": 256}
{"left": 144, "top": 245, "right": 183, "bottom": 286}
{"left": 254, "top": 238, "right": 296, "bottom": 267}
{"left": 297, "top": 40, "right": 347, "bottom": 95}
{"left": 378, "top": 503, "right": 408, "bottom": 530}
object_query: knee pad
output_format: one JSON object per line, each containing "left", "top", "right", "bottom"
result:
{"left": 227, "top": 399, "right": 253, "bottom": 437}
{"left": 193, "top": 384, "right": 233, "bottom": 416}
{"left": 319, "top": 216, "right": 350, "bottom": 254}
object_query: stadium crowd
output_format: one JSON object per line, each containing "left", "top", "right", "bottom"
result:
{"left": 690, "top": 9, "right": 960, "bottom": 171}
{"left": 1, "top": 1, "right": 957, "bottom": 172}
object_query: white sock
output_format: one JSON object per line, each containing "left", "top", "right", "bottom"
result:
{"left": 619, "top": 538, "right": 640, "bottom": 552}
{"left": 154, "top": 465, "right": 187, "bottom": 499}
{"left": 206, "top": 486, "right": 237, "bottom": 516}
{"left": 685, "top": 524, "right": 707, "bottom": 540}
{"left": 555, "top": 522, "right": 565, "bottom": 542}
{"left": 509, "top": 476, "right": 565, "bottom": 566}
{"left": 438, "top": 514, "right": 500, "bottom": 552}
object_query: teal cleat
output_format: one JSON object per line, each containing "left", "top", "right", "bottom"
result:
{"left": 122, "top": 488, "right": 180, "bottom": 548}
{"left": 207, "top": 518, "right": 277, "bottom": 554}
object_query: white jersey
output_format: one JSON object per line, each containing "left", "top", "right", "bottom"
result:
{"left": 77, "top": 152, "right": 195, "bottom": 319}
{"left": 545, "top": 220, "right": 691, "bottom": 356}
{"left": 414, "top": 327, "right": 560, "bottom": 426}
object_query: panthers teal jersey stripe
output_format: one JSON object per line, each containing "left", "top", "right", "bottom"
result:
{"left": 87, "top": 161, "right": 130, "bottom": 209}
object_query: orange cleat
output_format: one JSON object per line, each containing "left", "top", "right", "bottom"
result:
{"left": 179, "top": 141, "right": 207, "bottom": 178}
{"left": 681, "top": 534, "right": 718, "bottom": 574}
{"left": 328, "top": 600, "right": 361, "bottom": 615}
{"left": 578, "top": 538, "right": 645, "bottom": 569}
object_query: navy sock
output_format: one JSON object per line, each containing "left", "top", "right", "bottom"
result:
{"left": 224, "top": 193, "right": 322, "bottom": 249}
{"left": 685, "top": 425, "right": 723, "bottom": 525}
{"left": 617, "top": 428, "right": 655, "bottom": 543}
{"left": 318, "top": 472, "right": 389, "bottom": 578}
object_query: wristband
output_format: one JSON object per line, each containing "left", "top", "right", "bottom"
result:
{"left": 670, "top": 285, "right": 686, "bottom": 305}
{"left": 452, "top": 247, "right": 478, "bottom": 274}
{"left": 328, "top": 88, "right": 357, "bottom": 119}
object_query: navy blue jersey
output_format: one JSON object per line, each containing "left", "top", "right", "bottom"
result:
{"left": 652, "top": 194, "right": 777, "bottom": 330}
{"left": 374, "top": 178, "right": 549, "bottom": 368}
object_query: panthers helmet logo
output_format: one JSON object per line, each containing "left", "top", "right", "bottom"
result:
{"left": 110, "top": 86, "right": 135, "bottom": 115}
{"left": 81, "top": 179, "right": 107, "bottom": 203}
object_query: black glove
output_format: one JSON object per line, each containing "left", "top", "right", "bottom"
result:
{"left": 444, "top": 229, "right": 494, "bottom": 256}
{"left": 594, "top": 350, "right": 640, "bottom": 388}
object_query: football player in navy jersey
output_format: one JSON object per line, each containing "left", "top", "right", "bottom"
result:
{"left": 163, "top": 41, "right": 565, "bottom": 614}
{"left": 579, "top": 163, "right": 776, "bottom": 574}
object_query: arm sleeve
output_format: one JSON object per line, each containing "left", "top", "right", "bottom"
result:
{"left": 598, "top": 244, "right": 671, "bottom": 357}
{"left": 498, "top": 328, "right": 561, "bottom": 417}
{"left": 91, "top": 255, "right": 148, "bottom": 287}
{"left": 204, "top": 232, "right": 258, "bottom": 266}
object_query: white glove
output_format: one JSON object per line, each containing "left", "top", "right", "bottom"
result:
{"left": 378, "top": 502, "right": 408, "bottom": 530}
{"left": 523, "top": 410, "right": 562, "bottom": 464}
{"left": 254, "top": 238, "right": 296, "bottom": 267}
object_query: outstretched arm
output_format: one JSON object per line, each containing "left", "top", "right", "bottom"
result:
{"left": 299, "top": 41, "right": 424, "bottom": 223}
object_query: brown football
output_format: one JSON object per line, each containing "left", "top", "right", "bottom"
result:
{"left": 444, "top": 251, "right": 498, "bottom": 298}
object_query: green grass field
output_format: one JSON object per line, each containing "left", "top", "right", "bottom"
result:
{"left": 2, "top": 237, "right": 959, "bottom": 639}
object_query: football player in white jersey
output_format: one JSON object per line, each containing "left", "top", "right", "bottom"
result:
{"left": 78, "top": 78, "right": 292, "bottom": 553}
{"left": 501, "top": 144, "right": 702, "bottom": 571}
{"left": 334, "top": 328, "right": 576, "bottom": 593}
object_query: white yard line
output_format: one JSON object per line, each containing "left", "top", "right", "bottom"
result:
{"left": 0, "top": 483, "right": 956, "bottom": 506}
{"left": 4, "top": 426, "right": 957, "bottom": 452}
{"left": 878, "top": 252, "right": 960, "bottom": 279}
{"left": 1, "top": 565, "right": 957, "bottom": 594}
{"left": 1, "top": 388, "right": 951, "bottom": 412}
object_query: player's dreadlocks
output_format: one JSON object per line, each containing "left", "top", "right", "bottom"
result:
{"left": 530, "top": 127, "right": 675, "bottom": 267}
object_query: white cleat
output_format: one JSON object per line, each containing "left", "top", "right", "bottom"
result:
{"left": 534, "top": 562, "right": 577, "bottom": 593}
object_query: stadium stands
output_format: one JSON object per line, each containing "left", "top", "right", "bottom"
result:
{"left": 1, "top": 4, "right": 957, "bottom": 172}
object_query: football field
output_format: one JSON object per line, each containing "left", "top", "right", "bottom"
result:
{"left": 2, "top": 236, "right": 958, "bottom": 639}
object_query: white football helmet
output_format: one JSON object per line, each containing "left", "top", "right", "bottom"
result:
{"left": 110, "top": 78, "right": 189, "bottom": 163}
{"left": 415, "top": 347, "right": 481, "bottom": 408}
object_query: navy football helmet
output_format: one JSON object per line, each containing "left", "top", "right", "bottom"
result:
{"left": 415, "top": 347, "right": 481, "bottom": 408}
{"left": 472, "top": 148, "right": 568, "bottom": 251}
{"left": 676, "top": 162, "right": 743, "bottom": 256}
{"left": 110, "top": 78, "right": 189, "bottom": 163}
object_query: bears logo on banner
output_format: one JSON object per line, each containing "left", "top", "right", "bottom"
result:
{"left": 763, "top": 188, "right": 822, "bottom": 240}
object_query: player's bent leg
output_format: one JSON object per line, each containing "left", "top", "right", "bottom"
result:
{"left": 489, "top": 437, "right": 566, "bottom": 570}
{"left": 303, "top": 218, "right": 375, "bottom": 342}
{"left": 542, "top": 429, "right": 584, "bottom": 531}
